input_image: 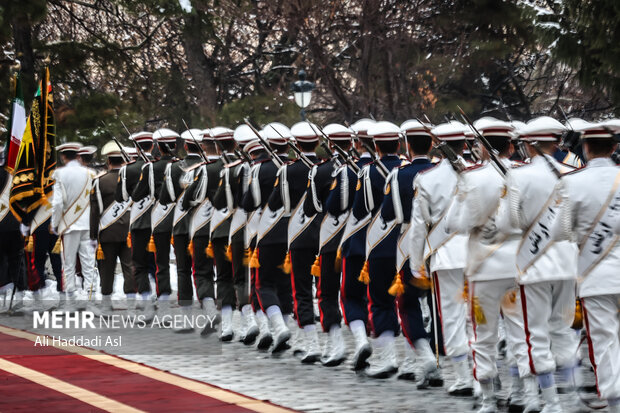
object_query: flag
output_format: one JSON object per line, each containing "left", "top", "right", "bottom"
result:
{"left": 3, "top": 72, "right": 27, "bottom": 173}
{"left": 9, "top": 67, "right": 56, "bottom": 223}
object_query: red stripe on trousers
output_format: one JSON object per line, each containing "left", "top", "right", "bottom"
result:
{"left": 519, "top": 285, "right": 537, "bottom": 375}
{"left": 289, "top": 251, "right": 302, "bottom": 328}
{"left": 432, "top": 271, "right": 448, "bottom": 356}
{"left": 581, "top": 298, "right": 601, "bottom": 397}
{"left": 339, "top": 257, "right": 348, "bottom": 326}
{"left": 470, "top": 281, "right": 478, "bottom": 381}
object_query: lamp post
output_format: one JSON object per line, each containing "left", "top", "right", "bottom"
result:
{"left": 291, "top": 69, "right": 315, "bottom": 121}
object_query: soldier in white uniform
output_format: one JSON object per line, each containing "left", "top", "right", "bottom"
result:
{"left": 496, "top": 117, "right": 579, "bottom": 413}
{"left": 552, "top": 121, "right": 620, "bottom": 413}
{"left": 446, "top": 118, "right": 535, "bottom": 412}
{"left": 409, "top": 121, "right": 473, "bottom": 396}
{"left": 51, "top": 143, "right": 97, "bottom": 307}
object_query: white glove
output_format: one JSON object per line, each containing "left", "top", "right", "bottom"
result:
{"left": 20, "top": 224, "right": 30, "bottom": 237}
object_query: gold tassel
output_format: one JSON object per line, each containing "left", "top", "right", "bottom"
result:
{"left": 171, "top": 236, "right": 175, "bottom": 247}
{"left": 462, "top": 279, "right": 470, "bottom": 303}
{"left": 310, "top": 255, "right": 321, "bottom": 277}
{"left": 147, "top": 235, "right": 156, "bottom": 253}
{"left": 279, "top": 251, "right": 292, "bottom": 274}
{"left": 225, "top": 244, "right": 233, "bottom": 261}
{"left": 472, "top": 297, "right": 487, "bottom": 325}
{"left": 249, "top": 248, "right": 260, "bottom": 268}
{"left": 571, "top": 299, "right": 583, "bottom": 329}
{"left": 126, "top": 232, "right": 132, "bottom": 248}
{"left": 357, "top": 260, "right": 370, "bottom": 284}
{"left": 334, "top": 248, "right": 343, "bottom": 271}
{"left": 243, "top": 248, "right": 251, "bottom": 266}
{"left": 388, "top": 272, "right": 405, "bottom": 297}
{"left": 409, "top": 275, "right": 432, "bottom": 290}
{"left": 96, "top": 244, "right": 105, "bottom": 260}
{"left": 25, "top": 236, "right": 34, "bottom": 253}
{"left": 187, "top": 240, "right": 194, "bottom": 257}
{"left": 205, "top": 241, "right": 214, "bottom": 258}
{"left": 52, "top": 237, "right": 62, "bottom": 254}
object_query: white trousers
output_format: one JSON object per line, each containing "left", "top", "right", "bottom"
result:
{"left": 61, "top": 230, "right": 97, "bottom": 295}
{"left": 470, "top": 278, "right": 526, "bottom": 381}
{"left": 519, "top": 279, "right": 577, "bottom": 376}
{"left": 582, "top": 294, "right": 620, "bottom": 400}
{"left": 433, "top": 269, "right": 469, "bottom": 358}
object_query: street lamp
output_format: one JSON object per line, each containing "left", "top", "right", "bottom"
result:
{"left": 291, "top": 69, "right": 316, "bottom": 121}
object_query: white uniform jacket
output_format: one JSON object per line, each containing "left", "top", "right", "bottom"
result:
{"left": 51, "top": 159, "right": 93, "bottom": 234}
{"left": 409, "top": 158, "right": 467, "bottom": 272}
{"left": 496, "top": 155, "right": 577, "bottom": 284}
{"left": 553, "top": 157, "right": 620, "bottom": 297}
{"left": 446, "top": 160, "right": 520, "bottom": 282}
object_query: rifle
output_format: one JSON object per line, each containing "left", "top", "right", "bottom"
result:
{"left": 242, "top": 118, "right": 284, "bottom": 168}
{"left": 457, "top": 106, "right": 508, "bottom": 176}
{"left": 181, "top": 119, "right": 211, "bottom": 164}
{"left": 120, "top": 121, "right": 150, "bottom": 163}
{"left": 267, "top": 124, "right": 314, "bottom": 168}
{"left": 234, "top": 147, "right": 252, "bottom": 163}
{"left": 529, "top": 142, "right": 563, "bottom": 179}
{"left": 100, "top": 121, "right": 130, "bottom": 163}
{"left": 306, "top": 122, "right": 360, "bottom": 174}
{"left": 446, "top": 113, "right": 480, "bottom": 163}
{"left": 416, "top": 118, "right": 466, "bottom": 173}
{"left": 342, "top": 120, "right": 363, "bottom": 158}
{"left": 557, "top": 106, "right": 581, "bottom": 153}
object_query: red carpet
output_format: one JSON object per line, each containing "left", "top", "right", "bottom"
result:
{"left": 0, "top": 326, "right": 294, "bottom": 413}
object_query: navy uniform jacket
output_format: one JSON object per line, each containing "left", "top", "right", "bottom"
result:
{"left": 91, "top": 168, "right": 129, "bottom": 243}
{"left": 159, "top": 154, "right": 203, "bottom": 236}
{"left": 350, "top": 155, "right": 402, "bottom": 259}
{"left": 211, "top": 154, "right": 244, "bottom": 240}
{"left": 182, "top": 157, "right": 223, "bottom": 238}
{"left": 379, "top": 157, "right": 433, "bottom": 260}
{"left": 132, "top": 154, "right": 175, "bottom": 233}
{"left": 269, "top": 154, "right": 318, "bottom": 250}
{"left": 116, "top": 156, "right": 152, "bottom": 231}
{"left": 325, "top": 155, "right": 373, "bottom": 256}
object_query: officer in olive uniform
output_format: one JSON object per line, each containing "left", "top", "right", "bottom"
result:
{"left": 90, "top": 142, "right": 136, "bottom": 313}
{"left": 132, "top": 128, "right": 179, "bottom": 313}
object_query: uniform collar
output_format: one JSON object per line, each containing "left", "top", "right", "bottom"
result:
{"left": 410, "top": 155, "right": 429, "bottom": 162}
{"left": 359, "top": 152, "right": 372, "bottom": 158}
{"left": 587, "top": 157, "right": 615, "bottom": 168}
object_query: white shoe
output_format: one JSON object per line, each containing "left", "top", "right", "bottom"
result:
{"left": 287, "top": 318, "right": 304, "bottom": 355}
{"left": 477, "top": 380, "right": 497, "bottom": 413}
{"left": 540, "top": 385, "right": 562, "bottom": 413}
{"left": 413, "top": 339, "right": 443, "bottom": 389}
{"left": 100, "top": 295, "right": 114, "bottom": 316}
{"left": 256, "top": 310, "right": 273, "bottom": 350}
{"left": 448, "top": 357, "right": 473, "bottom": 396}
{"left": 350, "top": 322, "right": 372, "bottom": 370}
{"left": 269, "top": 311, "right": 290, "bottom": 353}
{"left": 321, "top": 325, "right": 346, "bottom": 367}
{"left": 397, "top": 344, "right": 417, "bottom": 381}
{"left": 142, "top": 300, "right": 156, "bottom": 323}
{"left": 365, "top": 340, "right": 398, "bottom": 379}
{"left": 200, "top": 298, "right": 220, "bottom": 336}
{"left": 508, "top": 374, "right": 525, "bottom": 410}
{"left": 301, "top": 328, "right": 321, "bottom": 364}
{"left": 522, "top": 376, "right": 542, "bottom": 413}
{"left": 240, "top": 305, "right": 259, "bottom": 345}
{"left": 174, "top": 306, "right": 195, "bottom": 333}
{"left": 220, "top": 307, "right": 233, "bottom": 341}
{"left": 156, "top": 297, "right": 171, "bottom": 327}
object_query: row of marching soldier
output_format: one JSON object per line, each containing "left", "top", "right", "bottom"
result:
{"left": 1, "top": 115, "right": 619, "bottom": 413}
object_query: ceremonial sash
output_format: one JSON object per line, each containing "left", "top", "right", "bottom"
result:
{"left": 30, "top": 199, "right": 53, "bottom": 232}
{"left": 172, "top": 164, "right": 202, "bottom": 228}
{"left": 319, "top": 211, "right": 349, "bottom": 251}
{"left": 578, "top": 171, "right": 620, "bottom": 277}
{"left": 516, "top": 189, "right": 559, "bottom": 274}
{"left": 228, "top": 208, "right": 247, "bottom": 244}
{"left": 0, "top": 177, "right": 12, "bottom": 222}
{"left": 365, "top": 212, "right": 397, "bottom": 259}
{"left": 396, "top": 223, "right": 411, "bottom": 272}
{"left": 151, "top": 201, "right": 174, "bottom": 231}
{"left": 189, "top": 198, "right": 214, "bottom": 239}
{"left": 288, "top": 193, "right": 316, "bottom": 247}
{"left": 465, "top": 227, "right": 510, "bottom": 277}
{"left": 245, "top": 208, "right": 262, "bottom": 248}
{"left": 130, "top": 195, "right": 155, "bottom": 225}
{"left": 257, "top": 206, "right": 285, "bottom": 242}
{"left": 99, "top": 199, "right": 131, "bottom": 231}
{"left": 209, "top": 207, "right": 233, "bottom": 235}
{"left": 423, "top": 199, "right": 457, "bottom": 262}
{"left": 58, "top": 177, "right": 92, "bottom": 235}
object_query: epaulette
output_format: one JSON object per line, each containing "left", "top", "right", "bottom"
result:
{"left": 509, "top": 159, "right": 527, "bottom": 168}
{"left": 94, "top": 170, "right": 107, "bottom": 180}
{"left": 463, "top": 163, "right": 485, "bottom": 173}
{"left": 559, "top": 161, "right": 579, "bottom": 172}
{"left": 418, "top": 162, "right": 440, "bottom": 175}
{"left": 562, "top": 166, "right": 586, "bottom": 176}
{"left": 224, "top": 159, "right": 243, "bottom": 168}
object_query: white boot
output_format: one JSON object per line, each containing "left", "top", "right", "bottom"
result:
{"left": 608, "top": 399, "right": 620, "bottom": 413}
{"left": 156, "top": 295, "right": 171, "bottom": 327}
{"left": 174, "top": 306, "right": 194, "bottom": 333}
{"left": 220, "top": 306, "right": 233, "bottom": 341}
{"left": 522, "top": 375, "right": 542, "bottom": 413}
{"left": 321, "top": 325, "right": 346, "bottom": 366}
{"left": 125, "top": 294, "right": 137, "bottom": 315}
{"left": 200, "top": 298, "right": 219, "bottom": 336}
{"left": 255, "top": 310, "right": 273, "bottom": 350}
{"left": 477, "top": 380, "right": 497, "bottom": 413}
{"left": 142, "top": 294, "right": 156, "bottom": 323}
{"left": 448, "top": 356, "right": 473, "bottom": 396}
{"left": 286, "top": 315, "right": 303, "bottom": 355}
{"left": 414, "top": 338, "right": 444, "bottom": 389}
{"left": 9, "top": 290, "right": 25, "bottom": 315}
{"left": 240, "top": 305, "right": 259, "bottom": 345}
{"left": 365, "top": 332, "right": 398, "bottom": 379}
{"left": 350, "top": 319, "right": 372, "bottom": 370}
{"left": 301, "top": 325, "right": 321, "bottom": 364}
{"left": 540, "top": 385, "right": 562, "bottom": 413}
{"left": 398, "top": 343, "right": 417, "bottom": 381}
{"left": 100, "top": 295, "right": 113, "bottom": 316}
{"left": 507, "top": 370, "right": 525, "bottom": 410}
{"left": 268, "top": 307, "right": 290, "bottom": 353}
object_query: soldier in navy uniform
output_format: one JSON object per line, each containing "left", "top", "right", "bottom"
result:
{"left": 323, "top": 121, "right": 373, "bottom": 369}
{"left": 241, "top": 123, "right": 291, "bottom": 352}
{"left": 379, "top": 120, "right": 440, "bottom": 386}
{"left": 305, "top": 123, "right": 356, "bottom": 366}
{"left": 159, "top": 129, "right": 204, "bottom": 330}
{"left": 269, "top": 122, "right": 321, "bottom": 362}
{"left": 132, "top": 128, "right": 179, "bottom": 315}
{"left": 90, "top": 142, "right": 135, "bottom": 313}
{"left": 116, "top": 131, "right": 155, "bottom": 316}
